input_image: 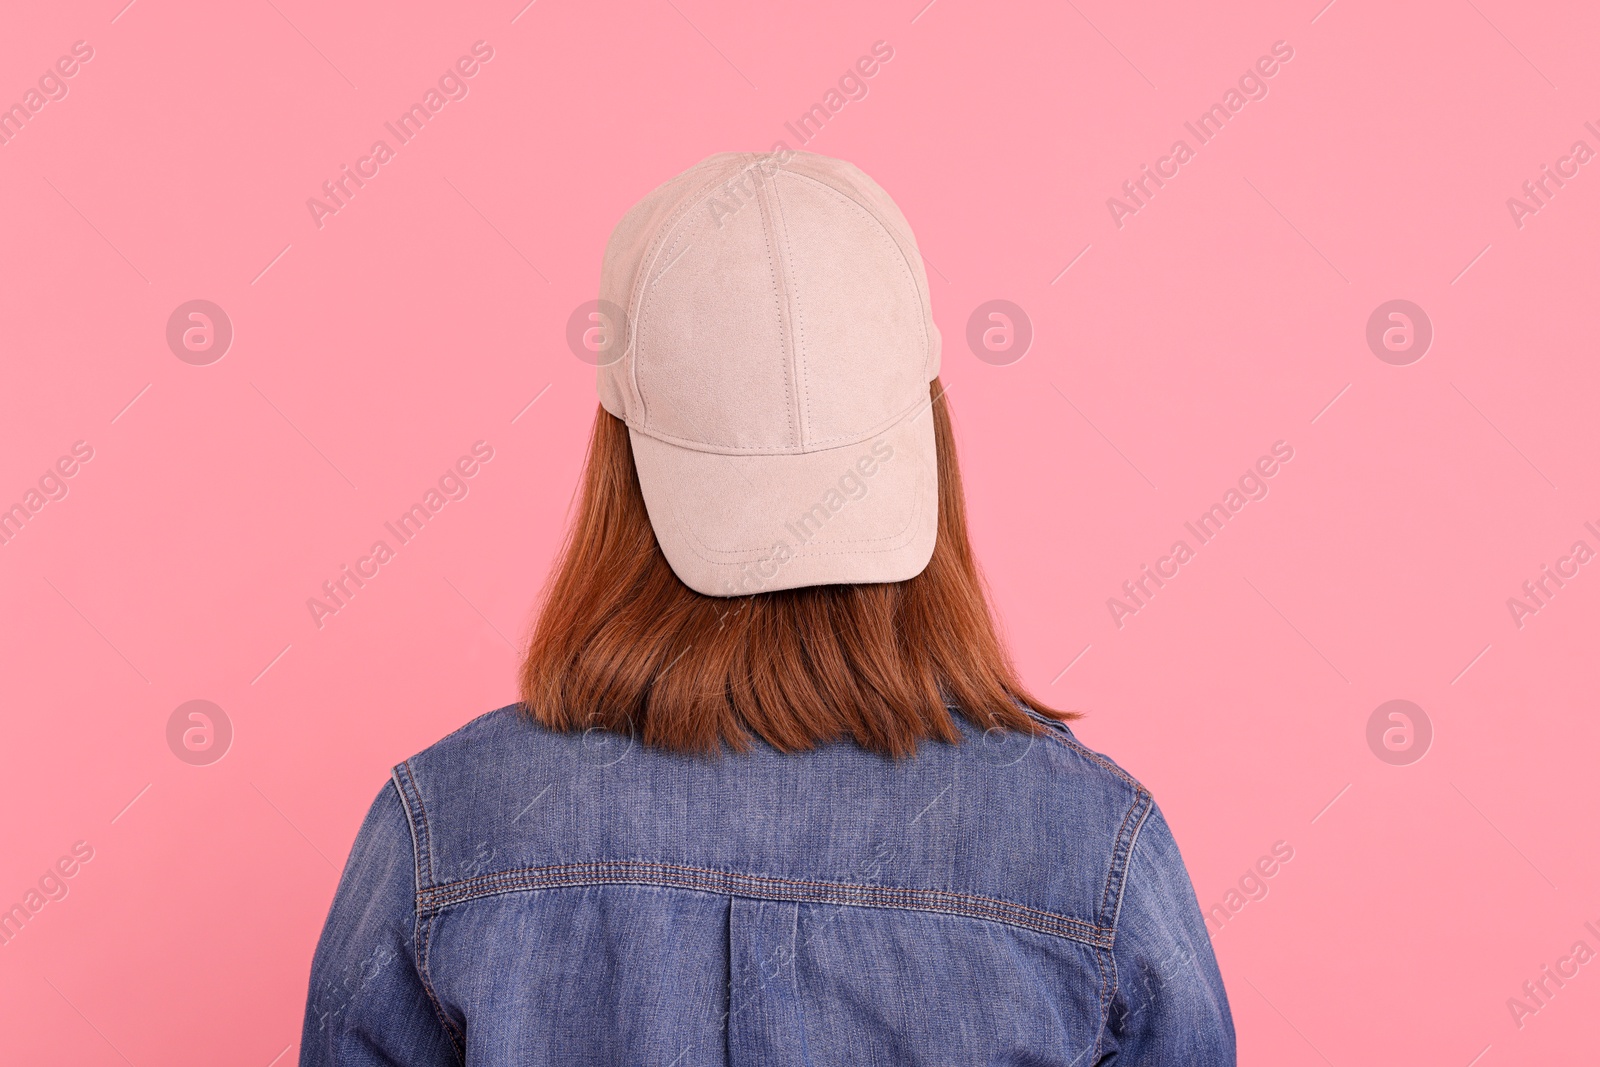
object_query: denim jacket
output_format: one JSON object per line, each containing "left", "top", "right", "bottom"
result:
{"left": 301, "top": 704, "right": 1234, "bottom": 1065}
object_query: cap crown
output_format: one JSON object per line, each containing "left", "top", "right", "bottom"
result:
{"left": 597, "top": 152, "right": 940, "bottom": 456}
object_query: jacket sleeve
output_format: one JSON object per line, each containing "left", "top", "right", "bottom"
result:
{"left": 300, "top": 778, "right": 462, "bottom": 1067}
{"left": 1103, "top": 802, "right": 1237, "bottom": 1065}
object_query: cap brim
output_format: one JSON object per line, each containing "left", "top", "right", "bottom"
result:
{"left": 629, "top": 404, "right": 938, "bottom": 597}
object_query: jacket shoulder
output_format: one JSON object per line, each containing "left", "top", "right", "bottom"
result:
{"left": 390, "top": 703, "right": 1156, "bottom": 944}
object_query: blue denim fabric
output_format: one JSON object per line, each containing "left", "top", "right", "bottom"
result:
{"left": 301, "top": 705, "right": 1234, "bottom": 1065}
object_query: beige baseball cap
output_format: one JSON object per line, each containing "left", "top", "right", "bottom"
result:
{"left": 596, "top": 150, "right": 941, "bottom": 597}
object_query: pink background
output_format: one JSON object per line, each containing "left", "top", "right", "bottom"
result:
{"left": 3, "top": 0, "right": 1597, "bottom": 1062}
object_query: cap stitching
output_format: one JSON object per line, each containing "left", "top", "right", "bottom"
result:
{"left": 625, "top": 390, "right": 930, "bottom": 455}
{"left": 748, "top": 153, "right": 796, "bottom": 447}
{"left": 634, "top": 225, "right": 688, "bottom": 430}
{"left": 621, "top": 158, "right": 932, "bottom": 453}
{"left": 768, "top": 167, "right": 811, "bottom": 449}
{"left": 619, "top": 171, "right": 712, "bottom": 429}
{"left": 598, "top": 164, "right": 710, "bottom": 428}
{"left": 782, "top": 167, "right": 931, "bottom": 369}
{"left": 647, "top": 444, "right": 931, "bottom": 564}
{"left": 626, "top": 160, "right": 755, "bottom": 434}
{"left": 663, "top": 472, "right": 926, "bottom": 558}
{"left": 773, "top": 170, "right": 930, "bottom": 449}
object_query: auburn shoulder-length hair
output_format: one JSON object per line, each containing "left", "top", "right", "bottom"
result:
{"left": 519, "top": 379, "right": 1071, "bottom": 757}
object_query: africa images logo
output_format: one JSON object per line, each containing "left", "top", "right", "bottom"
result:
{"left": 1105, "top": 40, "right": 1295, "bottom": 229}
{"left": 0, "top": 40, "right": 95, "bottom": 150}
{"left": 306, "top": 442, "right": 495, "bottom": 628}
{"left": 305, "top": 41, "right": 495, "bottom": 230}
{"left": 1106, "top": 441, "right": 1295, "bottom": 628}
{"left": 721, "top": 438, "right": 897, "bottom": 596}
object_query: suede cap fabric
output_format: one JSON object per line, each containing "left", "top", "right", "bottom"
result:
{"left": 596, "top": 151, "right": 941, "bottom": 596}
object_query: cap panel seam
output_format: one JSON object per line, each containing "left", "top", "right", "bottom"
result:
{"left": 625, "top": 160, "right": 749, "bottom": 434}
{"left": 634, "top": 222, "right": 700, "bottom": 438}
{"left": 747, "top": 152, "right": 797, "bottom": 448}
{"left": 776, "top": 169, "right": 933, "bottom": 388}
{"left": 611, "top": 169, "right": 711, "bottom": 429}
{"left": 623, "top": 162, "right": 931, "bottom": 452}
{"left": 765, "top": 167, "right": 810, "bottom": 448}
